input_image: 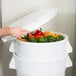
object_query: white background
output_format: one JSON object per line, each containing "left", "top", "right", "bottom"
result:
{"left": 0, "top": 0, "right": 76, "bottom": 76}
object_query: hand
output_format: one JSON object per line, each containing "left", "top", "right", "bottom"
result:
{"left": 9, "top": 27, "right": 30, "bottom": 38}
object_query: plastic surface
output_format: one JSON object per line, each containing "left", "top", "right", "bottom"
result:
{"left": 1, "top": 8, "right": 57, "bottom": 42}
{"left": 17, "top": 71, "right": 65, "bottom": 76}
{"left": 11, "top": 33, "right": 72, "bottom": 58}
{"left": 14, "top": 53, "right": 66, "bottom": 76}
{"left": 9, "top": 33, "right": 72, "bottom": 70}
{"left": 7, "top": 8, "right": 57, "bottom": 31}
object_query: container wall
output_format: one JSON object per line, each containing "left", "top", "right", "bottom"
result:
{"left": 1, "top": 0, "right": 75, "bottom": 76}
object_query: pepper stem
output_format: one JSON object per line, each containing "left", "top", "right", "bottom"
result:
{"left": 40, "top": 28, "right": 42, "bottom": 31}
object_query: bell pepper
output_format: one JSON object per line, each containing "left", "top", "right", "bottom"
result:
{"left": 29, "top": 35, "right": 35, "bottom": 40}
{"left": 34, "top": 30, "right": 44, "bottom": 36}
{"left": 47, "top": 35, "right": 55, "bottom": 42}
{"left": 22, "top": 33, "right": 29, "bottom": 39}
{"left": 55, "top": 35, "right": 64, "bottom": 41}
{"left": 44, "top": 37, "right": 48, "bottom": 42}
{"left": 38, "top": 37, "right": 45, "bottom": 43}
{"left": 17, "top": 38, "right": 27, "bottom": 42}
{"left": 35, "top": 35, "right": 44, "bottom": 39}
{"left": 44, "top": 31, "right": 52, "bottom": 37}
{"left": 30, "top": 38, "right": 37, "bottom": 42}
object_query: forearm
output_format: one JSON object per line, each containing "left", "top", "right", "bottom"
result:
{"left": 0, "top": 27, "right": 11, "bottom": 38}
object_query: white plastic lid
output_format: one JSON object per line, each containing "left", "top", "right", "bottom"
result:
{"left": 1, "top": 8, "right": 58, "bottom": 42}
{"left": 8, "top": 8, "right": 58, "bottom": 31}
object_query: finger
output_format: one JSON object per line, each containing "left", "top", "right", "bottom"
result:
{"left": 20, "top": 34, "right": 25, "bottom": 37}
{"left": 22, "top": 29, "right": 30, "bottom": 33}
{"left": 21, "top": 32, "right": 27, "bottom": 36}
{"left": 16, "top": 34, "right": 24, "bottom": 38}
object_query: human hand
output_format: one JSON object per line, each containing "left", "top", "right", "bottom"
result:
{"left": 9, "top": 27, "right": 30, "bottom": 38}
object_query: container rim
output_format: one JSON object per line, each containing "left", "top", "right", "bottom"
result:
{"left": 16, "top": 32, "right": 68, "bottom": 45}
{"left": 13, "top": 52, "right": 68, "bottom": 63}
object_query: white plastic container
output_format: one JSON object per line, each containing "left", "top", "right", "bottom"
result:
{"left": 11, "top": 32, "right": 72, "bottom": 76}
{"left": 14, "top": 53, "right": 67, "bottom": 76}
{"left": 7, "top": 32, "right": 71, "bottom": 76}
{"left": 1, "top": 8, "right": 72, "bottom": 76}
{"left": 13, "top": 33, "right": 69, "bottom": 59}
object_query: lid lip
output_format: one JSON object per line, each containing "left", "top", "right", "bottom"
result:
{"left": 16, "top": 32, "right": 68, "bottom": 45}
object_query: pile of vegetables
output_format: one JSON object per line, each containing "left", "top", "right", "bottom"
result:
{"left": 18, "top": 29, "right": 64, "bottom": 43}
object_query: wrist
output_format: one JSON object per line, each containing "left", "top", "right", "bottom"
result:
{"left": 4, "top": 27, "right": 12, "bottom": 36}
